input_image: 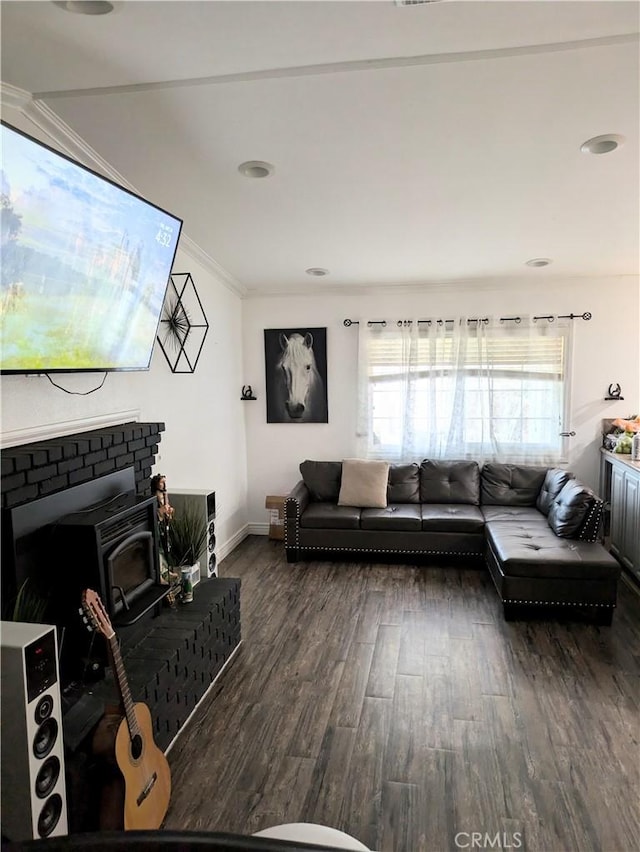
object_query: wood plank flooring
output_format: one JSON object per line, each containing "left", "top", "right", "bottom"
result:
{"left": 165, "top": 536, "right": 640, "bottom": 852}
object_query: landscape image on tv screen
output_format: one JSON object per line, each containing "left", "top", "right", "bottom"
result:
{"left": 1, "top": 122, "right": 182, "bottom": 373}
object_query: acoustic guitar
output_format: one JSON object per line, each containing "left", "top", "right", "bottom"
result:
{"left": 81, "top": 588, "right": 171, "bottom": 830}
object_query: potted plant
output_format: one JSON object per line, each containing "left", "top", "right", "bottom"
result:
{"left": 166, "top": 506, "right": 209, "bottom": 600}
{"left": 6, "top": 577, "right": 49, "bottom": 623}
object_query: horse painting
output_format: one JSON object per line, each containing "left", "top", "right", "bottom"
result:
{"left": 265, "top": 328, "right": 328, "bottom": 423}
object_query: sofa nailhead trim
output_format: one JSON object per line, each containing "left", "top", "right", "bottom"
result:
{"left": 292, "top": 546, "right": 481, "bottom": 556}
{"left": 578, "top": 501, "right": 603, "bottom": 543}
{"left": 503, "top": 599, "right": 615, "bottom": 608}
{"left": 284, "top": 496, "right": 301, "bottom": 549}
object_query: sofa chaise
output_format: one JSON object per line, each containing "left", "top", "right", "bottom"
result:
{"left": 284, "top": 459, "right": 621, "bottom": 623}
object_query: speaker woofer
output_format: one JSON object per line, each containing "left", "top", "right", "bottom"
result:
{"left": 208, "top": 534, "right": 216, "bottom": 553}
{"left": 33, "top": 717, "right": 58, "bottom": 760}
{"left": 34, "top": 693, "right": 54, "bottom": 724}
{"left": 35, "top": 756, "right": 60, "bottom": 799}
{"left": 37, "top": 793, "right": 62, "bottom": 838}
{"left": 208, "top": 553, "right": 217, "bottom": 574}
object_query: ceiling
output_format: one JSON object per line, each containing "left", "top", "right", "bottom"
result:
{"left": 1, "top": 0, "right": 639, "bottom": 297}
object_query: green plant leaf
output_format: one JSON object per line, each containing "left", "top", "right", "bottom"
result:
{"left": 10, "top": 578, "right": 49, "bottom": 623}
{"left": 167, "top": 505, "right": 209, "bottom": 568}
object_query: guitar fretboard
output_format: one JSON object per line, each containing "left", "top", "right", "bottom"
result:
{"left": 108, "top": 633, "right": 141, "bottom": 741}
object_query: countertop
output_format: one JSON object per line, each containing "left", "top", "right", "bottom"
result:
{"left": 600, "top": 448, "right": 640, "bottom": 473}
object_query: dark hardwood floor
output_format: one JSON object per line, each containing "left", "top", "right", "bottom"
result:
{"left": 165, "top": 536, "right": 640, "bottom": 852}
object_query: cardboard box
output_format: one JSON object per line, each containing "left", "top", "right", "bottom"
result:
{"left": 265, "top": 495, "right": 286, "bottom": 540}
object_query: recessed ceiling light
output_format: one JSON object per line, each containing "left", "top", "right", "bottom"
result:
{"left": 238, "top": 161, "right": 274, "bottom": 179}
{"left": 580, "top": 134, "right": 625, "bottom": 155}
{"left": 53, "top": 1, "right": 115, "bottom": 14}
{"left": 306, "top": 268, "right": 329, "bottom": 277}
{"left": 525, "top": 258, "right": 552, "bottom": 268}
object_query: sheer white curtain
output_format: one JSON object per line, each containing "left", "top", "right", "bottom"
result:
{"left": 356, "top": 316, "right": 572, "bottom": 465}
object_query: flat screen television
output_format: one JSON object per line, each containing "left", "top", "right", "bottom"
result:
{"left": 0, "top": 121, "right": 183, "bottom": 374}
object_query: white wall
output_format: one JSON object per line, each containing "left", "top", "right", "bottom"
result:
{"left": 0, "top": 104, "right": 249, "bottom": 559}
{"left": 242, "top": 276, "right": 640, "bottom": 527}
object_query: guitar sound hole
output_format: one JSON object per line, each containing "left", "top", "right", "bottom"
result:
{"left": 130, "top": 734, "right": 143, "bottom": 760}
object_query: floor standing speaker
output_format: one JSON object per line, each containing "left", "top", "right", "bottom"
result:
{"left": 1, "top": 622, "right": 68, "bottom": 841}
{"left": 170, "top": 489, "right": 217, "bottom": 580}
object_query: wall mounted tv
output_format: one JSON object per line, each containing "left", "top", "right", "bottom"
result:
{"left": 0, "top": 121, "right": 183, "bottom": 374}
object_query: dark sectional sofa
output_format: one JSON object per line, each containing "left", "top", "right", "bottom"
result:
{"left": 284, "top": 460, "right": 621, "bottom": 623}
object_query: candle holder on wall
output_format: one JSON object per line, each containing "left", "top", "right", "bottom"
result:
{"left": 157, "top": 272, "right": 209, "bottom": 374}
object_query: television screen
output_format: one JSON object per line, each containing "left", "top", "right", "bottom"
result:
{"left": 0, "top": 121, "right": 182, "bottom": 373}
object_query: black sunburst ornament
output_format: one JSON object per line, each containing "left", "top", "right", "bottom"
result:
{"left": 157, "top": 273, "right": 209, "bottom": 373}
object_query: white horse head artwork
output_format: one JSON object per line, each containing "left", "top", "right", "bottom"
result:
{"left": 266, "top": 329, "right": 328, "bottom": 423}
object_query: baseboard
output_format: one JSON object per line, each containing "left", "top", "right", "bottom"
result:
{"left": 216, "top": 523, "right": 269, "bottom": 565}
{"left": 218, "top": 524, "right": 250, "bottom": 561}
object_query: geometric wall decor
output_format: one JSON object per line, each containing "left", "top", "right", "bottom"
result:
{"left": 156, "top": 273, "right": 209, "bottom": 373}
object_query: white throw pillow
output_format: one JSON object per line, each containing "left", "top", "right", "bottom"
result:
{"left": 338, "top": 459, "right": 390, "bottom": 508}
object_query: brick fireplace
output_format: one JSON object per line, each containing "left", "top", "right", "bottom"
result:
{"left": 1, "top": 421, "right": 165, "bottom": 511}
{"left": 1, "top": 421, "right": 167, "bottom": 630}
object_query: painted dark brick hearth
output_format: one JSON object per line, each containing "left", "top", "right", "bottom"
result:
{"left": 1, "top": 421, "right": 165, "bottom": 509}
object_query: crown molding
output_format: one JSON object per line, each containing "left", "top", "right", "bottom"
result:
{"left": 178, "top": 235, "right": 247, "bottom": 298}
{"left": 1, "top": 86, "right": 246, "bottom": 298}
{"left": 0, "top": 80, "right": 32, "bottom": 111}
{"left": 243, "top": 272, "right": 640, "bottom": 300}
{"left": 26, "top": 98, "right": 125, "bottom": 176}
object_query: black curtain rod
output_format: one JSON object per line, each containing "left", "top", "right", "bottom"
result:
{"left": 343, "top": 312, "right": 591, "bottom": 328}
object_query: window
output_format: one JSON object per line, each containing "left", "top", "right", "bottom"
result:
{"left": 356, "top": 317, "right": 572, "bottom": 464}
